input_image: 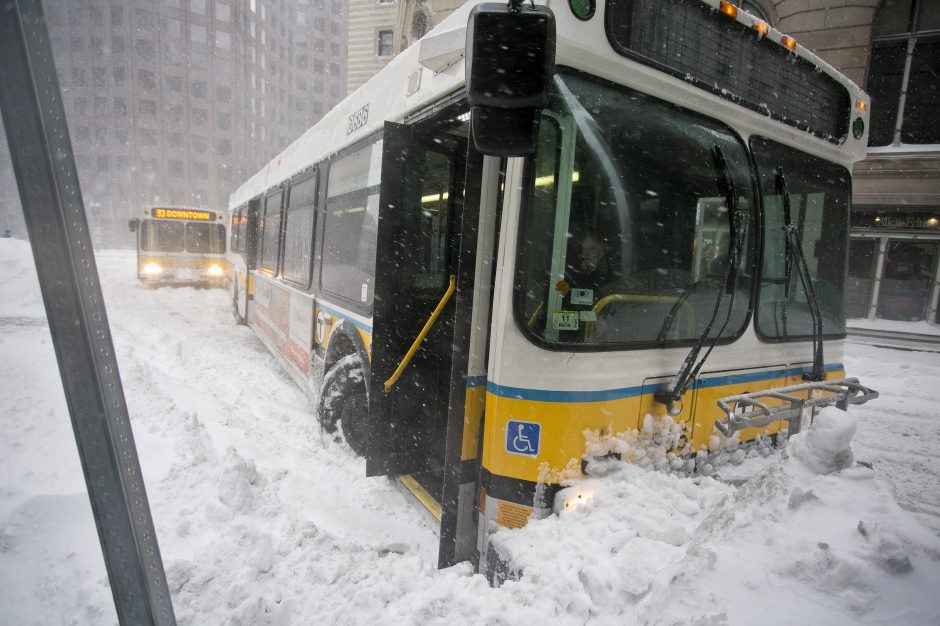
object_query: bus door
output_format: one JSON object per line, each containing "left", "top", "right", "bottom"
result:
{"left": 239, "top": 197, "right": 261, "bottom": 321}
{"left": 368, "top": 116, "right": 487, "bottom": 567}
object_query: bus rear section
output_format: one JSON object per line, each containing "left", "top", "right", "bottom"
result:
{"left": 129, "top": 207, "right": 228, "bottom": 287}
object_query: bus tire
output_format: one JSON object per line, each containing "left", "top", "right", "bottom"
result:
{"left": 317, "top": 354, "right": 369, "bottom": 456}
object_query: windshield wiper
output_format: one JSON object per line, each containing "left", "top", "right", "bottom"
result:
{"left": 655, "top": 146, "right": 748, "bottom": 414}
{"left": 775, "top": 169, "right": 825, "bottom": 382}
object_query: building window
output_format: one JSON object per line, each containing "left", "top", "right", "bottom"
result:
{"left": 377, "top": 30, "right": 393, "bottom": 57}
{"left": 165, "top": 17, "right": 182, "bottom": 38}
{"left": 168, "top": 159, "right": 184, "bottom": 178}
{"left": 139, "top": 128, "right": 157, "bottom": 146}
{"left": 216, "top": 111, "right": 231, "bottom": 129}
{"left": 192, "top": 135, "right": 208, "bottom": 153}
{"left": 93, "top": 68, "right": 107, "bottom": 88}
{"left": 111, "top": 6, "right": 123, "bottom": 26}
{"left": 97, "top": 155, "right": 110, "bottom": 173}
{"left": 72, "top": 68, "right": 86, "bottom": 86}
{"left": 94, "top": 96, "right": 108, "bottom": 115}
{"left": 867, "top": 0, "right": 940, "bottom": 146}
{"left": 112, "top": 36, "right": 125, "bottom": 54}
{"left": 114, "top": 97, "right": 127, "bottom": 115}
{"left": 192, "top": 80, "right": 207, "bottom": 99}
{"left": 136, "top": 38, "right": 155, "bottom": 62}
{"left": 192, "top": 108, "right": 208, "bottom": 127}
{"left": 190, "top": 24, "right": 207, "bottom": 44}
{"left": 216, "top": 2, "right": 231, "bottom": 22}
{"left": 139, "top": 99, "right": 157, "bottom": 118}
{"left": 216, "top": 31, "right": 231, "bottom": 49}
{"left": 191, "top": 0, "right": 207, "bottom": 16}
{"left": 136, "top": 70, "right": 155, "bottom": 90}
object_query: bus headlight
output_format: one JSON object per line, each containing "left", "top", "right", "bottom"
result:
{"left": 207, "top": 264, "right": 224, "bottom": 277}
{"left": 553, "top": 485, "right": 596, "bottom": 514}
{"left": 143, "top": 262, "right": 162, "bottom": 275}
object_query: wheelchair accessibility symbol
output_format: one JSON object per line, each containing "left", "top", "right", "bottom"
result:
{"left": 506, "top": 420, "right": 541, "bottom": 457}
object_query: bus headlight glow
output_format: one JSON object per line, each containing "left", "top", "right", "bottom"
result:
{"left": 553, "top": 485, "right": 597, "bottom": 514}
{"left": 207, "top": 264, "right": 224, "bottom": 277}
{"left": 143, "top": 262, "right": 162, "bottom": 275}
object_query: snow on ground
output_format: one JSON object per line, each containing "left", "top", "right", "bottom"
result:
{"left": 848, "top": 317, "right": 940, "bottom": 337}
{"left": 1, "top": 238, "right": 939, "bottom": 625}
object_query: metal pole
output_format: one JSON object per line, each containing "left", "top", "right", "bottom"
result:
{"left": 0, "top": 1, "right": 176, "bottom": 624}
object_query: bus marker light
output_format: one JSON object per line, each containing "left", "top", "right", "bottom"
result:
{"left": 207, "top": 264, "right": 224, "bottom": 277}
{"left": 719, "top": 1, "right": 737, "bottom": 19}
{"left": 781, "top": 35, "right": 797, "bottom": 51}
{"left": 143, "top": 262, "right": 162, "bottom": 275}
{"left": 856, "top": 100, "right": 867, "bottom": 111}
{"left": 752, "top": 20, "right": 769, "bottom": 36}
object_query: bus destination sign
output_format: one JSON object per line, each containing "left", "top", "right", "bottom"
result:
{"left": 150, "top": 207, "right": 217, "bottom": 221}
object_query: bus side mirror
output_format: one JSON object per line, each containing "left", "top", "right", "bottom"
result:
{"left": 465, "top": 2, "right": 555, "bottom": 157}
{"left": 128, "top": 218, "right": 139, "bottom": 233}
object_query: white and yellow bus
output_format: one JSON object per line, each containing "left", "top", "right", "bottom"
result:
{"left": 227, "top": 0, "right": 877, "bottom": 579}
{"left": 129, "top": 206, "right": 228, "bottom": 287}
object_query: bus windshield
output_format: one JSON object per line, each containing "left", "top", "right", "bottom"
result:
{"left": 516, "top": 71, "right": 755, "bottom": 348}
{"left": 140, "top": 220, "right": 184, "bottom": 252}
{"left": 752, "top": 136, "right": 849, "bottom": 340}
{"left": 185, "top": 222, "right": 226, "bottom": 254}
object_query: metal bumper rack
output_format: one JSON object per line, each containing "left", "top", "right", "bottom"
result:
{"left": 715, "top": 378, "right": 879, "bottom": 438}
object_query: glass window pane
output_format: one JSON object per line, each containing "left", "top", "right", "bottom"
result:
{"left": 866, "top": 43, "right": 906, "bottom": 146}
{"left": 282, "top": 175, "right": 317, "bottom": 285}
{"left": 847, "top": 239, "right": 877, "bottom": 318}
{"left": 752, "top": 137, "right": 850, "bottom": 339}
{"left": 260, "top": 191, "right": 282, "bottom": 272}
{"left": 140, "top": 220, "right": 185, "bottom": 252}
{"left": 321, "top": 147, "right": 378, "bottom": 304}
{"left": 915, "top": 0, "right": 940, "bottom": 31}
{"left": 873, "top": 0, "right": 914, "bottom": 37}
{"left": 516, "top": 72, "right": 755, "bottom": 347}
{"left": 185, "top": 223, "right": 226, "bottom": 254}
{"left": 900, "top": 40, "right": 940, "bottom": 144}
{"left": 877, "top": 241, "right": 937, "bottom": 321}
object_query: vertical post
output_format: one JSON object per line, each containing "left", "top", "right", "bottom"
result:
{"left": 867, "top": 237, "right": 888, "bottom": 320}
{"left": 0, "top": 1, "right": 176, "bottom": 624}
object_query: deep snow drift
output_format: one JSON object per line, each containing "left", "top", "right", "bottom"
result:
{"left": 1, "top": 239, "right": 939, "bottom": 625}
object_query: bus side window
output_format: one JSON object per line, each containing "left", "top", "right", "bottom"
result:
{"left": 230, "top": 208, "right": 240, "bottom": 253}
{"left": 320, "top": 143, "right": 378, "bottom": 307}
{"left": 259, "top": 189, "right": 284, "bottom": 275}
{"left": 282, "top": 171, "right": 318, "bottom": 288}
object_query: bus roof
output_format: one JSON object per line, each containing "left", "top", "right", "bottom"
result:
{"left": 229, "top": 0, "right": 868, "bottom": 209}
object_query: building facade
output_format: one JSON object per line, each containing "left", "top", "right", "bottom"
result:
{"left": 346, "top": 0, "right": 399, "bottom": 94}
{"left": 0, "top": 0, "right": 346, "bottom": 248}
{"left": 766, "top": 0, "right": 939, "bottom": 330}
{"left": 345, "top": 0, "right": 465, "bottom": 95}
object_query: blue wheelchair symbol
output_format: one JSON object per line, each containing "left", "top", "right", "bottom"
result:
{"left": 506, "top": 420, "right": 541, "bottom": 457}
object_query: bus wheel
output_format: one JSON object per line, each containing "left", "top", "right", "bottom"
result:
{"left": 317, "top": 354, "right": 369, "bottom": 456}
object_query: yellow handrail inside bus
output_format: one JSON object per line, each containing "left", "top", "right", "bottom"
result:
{"left": 384, "top": 274, "right": 456, "bottom": 393}
{"left": 584, "top": 293, "right": 694, "bottom": 341}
